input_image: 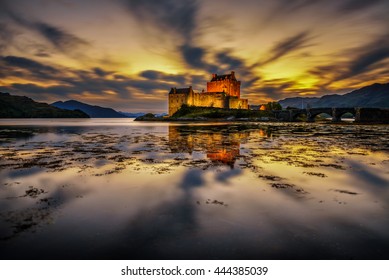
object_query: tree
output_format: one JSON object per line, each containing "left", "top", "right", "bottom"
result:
{"left": 265, "top": 102, "right": 282, "bottom": 110}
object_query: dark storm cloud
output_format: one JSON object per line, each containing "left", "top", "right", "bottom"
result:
{"left": 338, "top": 0, "right": 383, "bottom": 13}
{"left": 139, "top": 70, "right": 159, "bottom": 80}
{"left": 124, "top": 0, "right": 198, "bottom": 43}
{"left": 9, "top": 83, "right": 73, "bottom": 96}
{"left": 124, "top": 0, "right": 208, "bottom": 77}
{"left": 308, "top": 35, "right": 389, "bottom": 85}
{"left": 34, "top": 22, "right": 89, "bottom": 53}
{"left": 213, "top": 50, "right": 261, "bottom": 91}
{"left": 127, "top": 80, "right": 172, "bottom": 93}
{"left": 260, "top": 31, "right": 312, "bottom": 65}
{"left": 139, "top": 70, "right": 186, "bottom": 84}
{"left": 0, "top": 54, "right": 184, "bottom": 104}
{"left": 1, "top": 56, "right": 58, "bottom": 73}
{"left": 123, "top": 0, "right": 258, "bottom": 84}
{"left": 93, "top": 67, "right": 113, "bottom": 77}
{"left": 260, "top": 0, "right": 321, "bottom": 25}
{"left": 246, "top": 79, "right": 310, "bottom": 101}
{"left": 0, "top": 55, "right": 60, "bottom": 81}
{"left": 177, "top": 45, "right": 260, "bottom": 93}
{"left": 216, "top": 51, "right": 243, "bottom": 69}
{"left": 0, "top": 23, "right": 14, "bottom": 54}
{"left": 277, "top": 0, "right": 320, "bottom": 12}
{"left": 7, "top": 9, "right": 89, "bottom": 54}
{"left": 261, "top": 0, "right": 387, "bottom": 33}
{"left": 179, "top": 44, "right": 221, "bottom": 74}
{"left": 0, "top": 0, "right": 11, "bottom": 18}
{"left": 180, "top": 44, "right": 206, "bottom": 69}
{"left": 275, "top": 0, "right": 385, "bottom": 14}
{"left": 179, "top": 45, "right": 258, "bottom": 87}
{"left": 346, "top": 44, "right": 389, "bottom": 79}
{"left": 308, "top": 65, "right": 338, "bottom": 78}
{"left": 34, "top": 48, "right": 51, "bottom": 58}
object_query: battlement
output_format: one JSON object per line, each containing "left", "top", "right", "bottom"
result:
{"left": 211, "top": 71, "right": 237, "bottom": 81}
{"left": 207, "top": 71, "right": 240, "bottom": 97}
{"left": 168, "top": 72, "right": 248, "bottom": 116}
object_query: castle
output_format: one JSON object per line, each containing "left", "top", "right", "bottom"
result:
{"left": 168, "top": 71, "right": 249, "bottom": 116}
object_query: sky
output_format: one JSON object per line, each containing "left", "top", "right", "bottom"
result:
{"left": 0, "top": 0, "right": 389, "bottom": 113}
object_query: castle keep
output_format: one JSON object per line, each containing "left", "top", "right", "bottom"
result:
{"left": 168, "top": 71, "right": 248, "bottom": 116}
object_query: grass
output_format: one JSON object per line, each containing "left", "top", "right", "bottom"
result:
{"left": 171, "top": 105, "right": 273, "bottom": 119}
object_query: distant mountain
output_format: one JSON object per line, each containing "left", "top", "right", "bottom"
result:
{"left": 52, "top": 100, "right": 126, "bottom": 118}
{"left": 118, "top": 111, "right": 146, "bottom": 118}
{"left": 155, "top": 113, "right": 169, "bottom": 117}
{"left": 0, "top": 92, "right": 89, "bottom": 118}
{"left": 278, "top": 97, "right": 320, "bottom": 109}
{"left": 118, "top": 111, "right": 168, "bottom": 118}
{"left": 279, "top": 83, "right": 389, "bottom": 109}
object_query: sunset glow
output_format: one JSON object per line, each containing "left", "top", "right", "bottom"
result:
{"left": 1, "top": 0, "right": 388, "bottom": 112}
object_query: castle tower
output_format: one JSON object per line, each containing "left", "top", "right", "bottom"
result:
{"left": 168, "top": 86, "right": 193, "bottom": 116}
{"left": 167, "top": 71, "right": 248, "bottom": 116}
{"left": 206, "top": 71, "right": 241, "bottom": 98}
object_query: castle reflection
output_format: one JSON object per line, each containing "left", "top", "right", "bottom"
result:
{"left": 168, "top": 125, "right": 271, "bottom": 167}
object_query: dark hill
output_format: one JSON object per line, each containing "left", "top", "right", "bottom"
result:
{"left": 51, "top": 100, "right": 126, "bottom": 118}
{"left": 0, "top": 92, "right": 89, "bottom": 118}
{"left": 118, "top": 111, "right": 146, "bottom": 118}
{"left": 279, "top": 83, "right": 389, "bottom": 108}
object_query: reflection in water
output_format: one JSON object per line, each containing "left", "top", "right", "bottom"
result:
{"left": 168, "top": 125, "right": 271, "bottom": 167}
{"left": 0, "top": 119, "right": 389, "bottom": 259}
{"left": 169, "top": 126, "right": 253, "bottom": 167}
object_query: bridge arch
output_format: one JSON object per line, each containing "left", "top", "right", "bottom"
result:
{"left": 307, "top": 108, "right": 333, "bottom": 122}
{"left": 333, "top": 108, "right": 356, "bottom": 122}
{"left": 291, "top": 110, "right": 308, "bottom": 122}
{"left": 312, "top": 112, "right": 332, "bottom": 121}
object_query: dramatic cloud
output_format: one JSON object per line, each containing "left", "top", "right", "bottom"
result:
{"left": 1, "top": 0, "right": 389, "bottom": 111}
{"left": 179, "top": 44, "right": 217, "bottom": 72}
{"left": 247, "top": 79, "right": 302, "bottom": 102}
{"left": 0, "top": 55, "right": 190, "bottom": 111}
{"left": 1, "top": 56, "right": 58, "bottom": 73}
{"left": 6, "top": 9, "right": 89, "bottom": 55}
{"left": 34, "top": 22, "right": 89, "bottom": 53}
{"left": 0, "top": 55, "right": 61, "bottom": 81}
{"left": 274, "top": 0, "right": 321, "bottom": 14}
{"left": 93, "top": 67, "right": 113, "bottom": 78}
{"left": 346, "top": 44, "right": 389, "bottom": 79}
{"left": 259, "top": 31, "right": 313, "bottom": 65}
{"left": 124, "top": 0, "right": 198, "bottom": 43}
{"left": 338, "top": 0, "right": 383, "bottom": 13}
{"left": 307, "top": 35, "right": 389, "bottom": 91}
{"left": 216, "top": 51, "right": 244, "bottom": 70}
{"left": 0, "top": 23, "right": 14, "bottom": 54}
{"left": 139, "top": 70, "right": 186, "bottom": 84}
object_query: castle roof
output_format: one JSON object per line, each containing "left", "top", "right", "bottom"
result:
{"left": 169, "top": 87, "right": 192, "bottom": 94}
{"left": 210, "top": 71, "right": 237, "bottom": 82}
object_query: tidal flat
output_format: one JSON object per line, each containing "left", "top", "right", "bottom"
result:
{"left": 0, "top": 119, "right": 388, "bottom": 259}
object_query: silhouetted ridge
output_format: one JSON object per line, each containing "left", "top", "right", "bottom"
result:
{"left": 279, "top": 83, "right": 389, "bottom": 108}
{"left": 51, "top": 100, "right": 126, "bottom": 118}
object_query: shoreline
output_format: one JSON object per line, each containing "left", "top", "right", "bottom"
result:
{"left": 134, "top": 117, "right": 389, "bottom": 125}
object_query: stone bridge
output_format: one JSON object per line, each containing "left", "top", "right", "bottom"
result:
{"left": 273, "top": 107, "right": 389, "bottom": 123}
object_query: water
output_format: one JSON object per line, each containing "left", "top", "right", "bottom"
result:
{"left": 0, "top": 118, "right": 388, "bottom": 259}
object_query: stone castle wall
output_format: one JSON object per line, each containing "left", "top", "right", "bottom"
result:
{"left": 168, "top": 93, "right": 187, "bottom": 116}
{"left": 168, "top": 72, "right": 248, "bottom": 116}
{"left": 229, "top": 97, "right": 248, "bottom": 110}
{"left": 169, "top": 92, "right": 249, "bottom": 115}
{"left": 207, "top": 80, "right": 241, "bottom": 97}
{"left": 191, "top": 92, "right": 228, "bottom": 108}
